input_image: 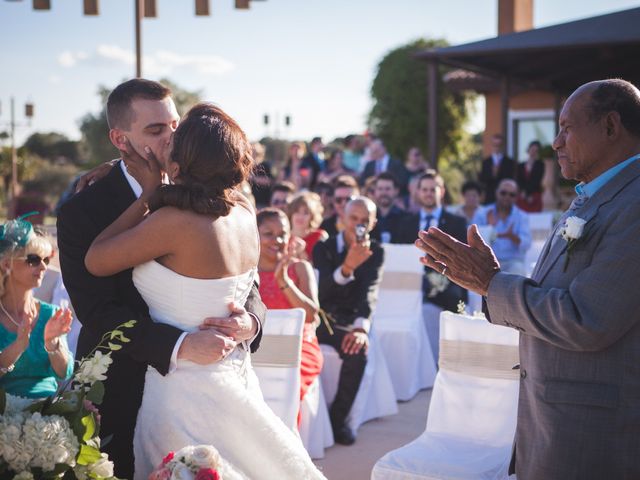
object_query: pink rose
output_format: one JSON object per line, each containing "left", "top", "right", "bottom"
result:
{"left": 149, "top": 468, "right": 171, "bottom": 480}
{"left": 195, "top": 468, "right": 219, "bottom": 480}
{"left": 162, "top": 452, "right": 175, "bottom": 465}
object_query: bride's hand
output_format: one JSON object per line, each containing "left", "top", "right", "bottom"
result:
{"left": 120, "top": 139, "right": 162, "bottom": 199}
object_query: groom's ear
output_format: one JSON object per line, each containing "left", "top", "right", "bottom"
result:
{"left": 109, "top": 129, "right": 127, "bottom": 150}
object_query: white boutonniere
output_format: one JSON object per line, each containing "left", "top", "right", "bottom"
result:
{"left": 557, "top": 216, "right": 587, "bottom": 271}
{"left": 426, "top": 271, "right": 449, "bottom": 298}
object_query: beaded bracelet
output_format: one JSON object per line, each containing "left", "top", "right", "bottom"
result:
{"left": 0, "top": 363, "right": 15, "bottom": 374}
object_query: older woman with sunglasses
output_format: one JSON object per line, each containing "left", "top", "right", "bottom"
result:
{"left": 0, "top": 220, "right": 74, "bottom": 398}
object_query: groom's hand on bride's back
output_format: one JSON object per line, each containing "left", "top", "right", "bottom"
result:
{"left": 199, "top": 302, "right": 259, "bottom": 343}
{"left": 178, "top": 329, "right": 237, "bottom": 364}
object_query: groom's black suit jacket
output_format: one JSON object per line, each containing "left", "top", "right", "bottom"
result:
{"left": 57, "top": 163, "right": 265, "bottom": 479}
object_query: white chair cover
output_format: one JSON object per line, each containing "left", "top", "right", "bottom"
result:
{"left": 374, "top": 245, "right": 437, "bottom": 400}
{"left": 299, "top": 377, "right": 334, "bottom": 459}
{"left": 252, "top": 308, "right": 305, "bottom": 431}
{"left": 372, "top": 311, "right": 519, "bottom": 480}
{"left": 320, "top": 328, "right": 398, "bottom": 433}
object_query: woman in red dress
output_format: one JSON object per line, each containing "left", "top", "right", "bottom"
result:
{"left": 257, "top": 208, "right": 324, "bottom": 422}
{"left": 288, "top": 191, "right": 328, "bottom": 262}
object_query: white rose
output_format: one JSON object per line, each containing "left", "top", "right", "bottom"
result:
{"left": 88, "top": 454, "right": 114, "bottom": 478}
{"left": 189, "top": 446, "right": 219, "bottom": 469}
{"left": 563, "top": 216, "right": 586, "bottom": 240}
{"left": 170, "top": 463, "right": 195, "bottom": 480}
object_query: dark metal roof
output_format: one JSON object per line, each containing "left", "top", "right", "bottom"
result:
{"left": 419, "top": 7, "right": 640, "bottom": 93}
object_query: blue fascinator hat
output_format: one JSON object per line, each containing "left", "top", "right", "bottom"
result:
{"left": 0, "top": 212, "right": 38, "bottom": 256}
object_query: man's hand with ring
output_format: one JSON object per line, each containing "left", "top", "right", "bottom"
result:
{"left": 415, "top": 224, "right": 501, "bottom": 296}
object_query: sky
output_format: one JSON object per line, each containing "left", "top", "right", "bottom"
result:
{"left": 0, "top": 0, "right": 638, "bottom": 146}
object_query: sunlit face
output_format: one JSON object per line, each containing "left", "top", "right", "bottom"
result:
{"left": 333, "top": 186, "right": 356, "bottom": 217}
{"left": 463, "top": 189, "right": 481, "bottom": 209}
{"left": 553, "top": 89, "right": 608, "bottom": 182}
{"left": 416, "top": 178, "right": 443, "bottom": 210}
{"left": 120, "top": 97, "right": 180, "bottom": 171}
{"left": 258, "top": 216, "right": 289, "bottom": 263}
{"left": 373, "top": 179, "right": 397, "bottom": 208}
{"left": 344, "top": 203, "right": 375, "bottom": 236}
{"left": 6, "top": 250, "right": 51, "bottom": 291}
{"left": 291, "top": 204, "right": 312, "bottom": 230}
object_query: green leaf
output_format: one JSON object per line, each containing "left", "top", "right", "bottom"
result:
{"left": 122, "top": 320, "right": 137, "bottom": 328}
{"left": 26, "top": 398, "right": 47, "bottom": 413}
{"left": 109, "top": 329, "right": 122, "bottom": 340}
{"left": 77, "top": 444, "right": 102, "bottom": 465}
{"left": 86, "top": 381, "right": 105, "bottom": 405}
{"left": 107, "top": 342, "right": 122, "bottom": 351}
{"left": 118, "top": 336, "right": 131, "bottom": 343}
{"left": 81, "top": 414, "right": 97, "bottom": 442}
{"left": 0, "top": 388, "right": 5, "bottom": 414}
{"left": 45, "top": 391, "right": 83, "bottom": 415}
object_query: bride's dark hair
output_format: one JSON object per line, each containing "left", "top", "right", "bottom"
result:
{"left": 148, "top": 103, "right": 253, "bottom": 217}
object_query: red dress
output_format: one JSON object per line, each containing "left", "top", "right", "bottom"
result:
{"left": 302, "top": 229, "right": 327, "bottom": 261}
{"left": 258, "top": 267, "right": 324, "bottom": 410}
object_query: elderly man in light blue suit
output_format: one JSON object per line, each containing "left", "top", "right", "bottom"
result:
{"left": 416, "top": 79, "right": 640, "bottom": 479}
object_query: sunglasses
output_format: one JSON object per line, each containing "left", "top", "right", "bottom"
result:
{"left": 23, "top": 254, "right": 51, "bottom": 267}
{"left": 498, "top": 191, "right": 517, "bottom": 198}
{"left": 334, "top": 196, "right": 354, "bottom": 205}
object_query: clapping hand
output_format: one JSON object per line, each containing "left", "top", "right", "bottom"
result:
{"left": 15, "top": 313, "right": 36, "bottom": 351}
{"left": 416, "top": 224, "right": 501, "bottom": 296}
{"left": 496, "top": 223, "right": 521, "bottom": 245}
{"left": 44, "top": 308, "right": 73, "bottom": 347}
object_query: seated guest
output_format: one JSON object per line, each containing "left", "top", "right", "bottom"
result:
{"left": 396, "top": 171, "right": 467, "bottom": 362}
{"left": 477, "top": 179, "right": 532, "bottom": 275}
{"left": 313, "top": 197, "right": 384, "bottom": 445}
{"left": 250, "top": 142, "right": 274, "bottom": 209}
{"left": 257, "top": 209, "right": 323, "bottom": 422}
{"left": 288, "top": 191, "right": 328, "bottom": 262}
{"left": 317, "top": 150, "right": 352, "bottom": 185}
{"left": 449, "top": 180, "right": 486, "bottom": 225}
{"left": 341, "top": 134, "right": 363, "bottom": 173}
{"left": 278, "top": 141, "right": 308, "bottom": 190}
{"left": 360, "top": 139, "right": 409, "bottom": 197}
{"left": 0, "top": 221, "right": 74, "bottom": 398}
{"left": 370, "top": 172, "right": 407, "bottom": 243}
{"left": 314, "top": 182, "right": 335, "bottom": 220}
{"left": 406, "top": 147, "right": 431, "bottom": 212}
{"left": 320, "top": 175, "right": 359, "bottom": 237}
{"left": 269, "top": 181, "right": 296, "bottom": 211}
{"left": 517, "top": 140, "right": 546, "bottom": 213}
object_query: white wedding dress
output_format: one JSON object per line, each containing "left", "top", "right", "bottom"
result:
{"left": 132, "top": 260, "right": 326, "bottom": 480}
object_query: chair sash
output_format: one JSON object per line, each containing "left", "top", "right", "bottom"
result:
{"left": 379, "top": 271, "right": 422, "bottom": 290}
{"left": 439, "top": 339, "right": 520, "bottom": 380}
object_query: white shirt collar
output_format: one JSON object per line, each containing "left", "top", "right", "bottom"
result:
{"left": 337, "top": 231, "right": 346, "bottom": 254}
{"left": 120, "top": 159, "right": 143, "bottom": 199}
{"left": 420, "top": 206, "right": 442, "bottom": 221}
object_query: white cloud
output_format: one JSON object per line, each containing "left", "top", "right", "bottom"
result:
{"left": 56, "top": 44, "right": 234, "bottom": 76}
{"left": 48, "top": 75, "right": 62, "bottom": 84}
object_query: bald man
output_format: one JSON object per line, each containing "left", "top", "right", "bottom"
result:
{"left": 313, "top": 196, "right": 384, "bottom": 445}
{"left": 417, "top": 79, "right": 640, "bottom": 478}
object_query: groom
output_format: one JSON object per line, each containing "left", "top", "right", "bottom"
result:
{"left": 57, "top": 79, "right": 266, "bottom": 479}
{"left": 416, "top": 79, "right": 640, "bottom": 479}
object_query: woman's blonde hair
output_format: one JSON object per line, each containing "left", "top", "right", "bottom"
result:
{"left": 287, "top": 191, "right": 324, "bottom": 230}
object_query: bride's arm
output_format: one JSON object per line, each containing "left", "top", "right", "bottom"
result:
{"left": 85, "top": 142, "right": 177, "bottom": 276}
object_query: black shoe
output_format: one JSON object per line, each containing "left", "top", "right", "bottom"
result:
{"left": 333, "top": 424, "right": 356, "bottom": 445}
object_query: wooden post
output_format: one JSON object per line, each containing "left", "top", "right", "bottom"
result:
{"left": 427, "top": 60, "right": 439, "bottom": 170}
{"left": 135, "top": 0, "right": 143, "bottom": 77}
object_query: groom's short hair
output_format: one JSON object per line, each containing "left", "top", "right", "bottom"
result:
{"left": 106, "top": 78, "right": 172, "bottom": 130}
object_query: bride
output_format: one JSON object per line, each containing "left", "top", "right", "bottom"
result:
{"left": 85, "top": 103, "right": 326, "bottom": 480}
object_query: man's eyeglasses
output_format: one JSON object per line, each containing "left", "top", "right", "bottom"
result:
{"left": 497, "top": 191, "right": 517, "bottom": 198}
{"left": 334, "top": 196, "right": 354, "bottom": 205}
{"left": 23, "top": 254, "right": 51, "bottom": 267}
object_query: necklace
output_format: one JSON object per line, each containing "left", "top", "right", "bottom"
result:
{"left": 0, "top": 298, "right": 34, "bottom": 328}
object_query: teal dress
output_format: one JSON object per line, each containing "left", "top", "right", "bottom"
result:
{"left": 0, "top": 301, "right": 74, "bottom": 398}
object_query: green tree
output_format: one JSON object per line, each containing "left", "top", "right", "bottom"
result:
{"left": 23, "top": 131, "right": 81, "bottom": 164}
{"left": 368, "top": 38, "right": 475, "bottom": 176}
{"left": 78, "top": 79, "right": 202, "bottom": 167}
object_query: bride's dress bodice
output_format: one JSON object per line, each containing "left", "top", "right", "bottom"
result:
{"left": 132, "top": 260, "right": 255, "bottom": 331}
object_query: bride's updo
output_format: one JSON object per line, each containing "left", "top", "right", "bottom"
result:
{"left": 148, "top": 103, "right": 253, "bottom": 218}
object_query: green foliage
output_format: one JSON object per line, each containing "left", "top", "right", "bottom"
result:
{"left": 78, "top": 80, "right": 202, "bottom": 167}
{"left": 23, "top": 132, "right": 81, "bottom": 165}
{"left": 368, "top": 38, "right": 475, "bottom": 175}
